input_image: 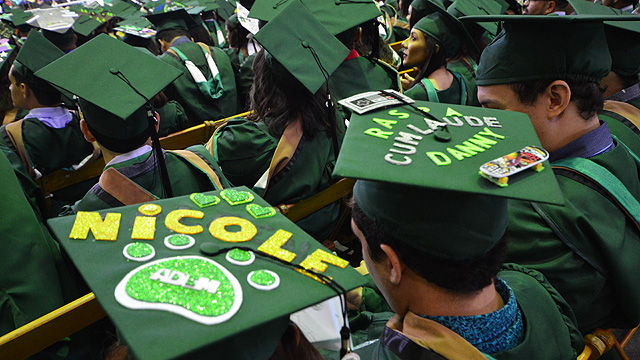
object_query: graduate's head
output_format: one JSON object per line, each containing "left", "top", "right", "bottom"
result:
{"left": 334, "top": 100, "right": 565, "bottom": 314}
{"left": 10, "top": 31, "right": 65, "bottom": 109}
{"left": 147, "top": 9, "right": 195, "bottom": 51}
{"left": 475, "top": 15, "right": 610, "bottom": 151}
{"left": 34, "top": 34, "right": 183, "bottom": 153}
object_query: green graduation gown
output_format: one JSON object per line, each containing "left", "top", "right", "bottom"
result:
{"left": 355, "top": 264, "right": 583, "bottom": 360}
{"left": 208, "top": 117, "right": 340, "bottom": 241}
{"left": 403, "top": 71, "right": 470, "bottom": 105}
{"left": 156, "top": 100, "right": 190, "bottom": 137}
{"left": 66, "top": 145, "right": 224, "bottom": 213}
{"left": 447, "top": 56, "right": 479, "bottom": 106}
{"left": 506, "top": 138, "right": 640, "bottom": 334}
{"left": 159, "top": 40, "right": 238, "bottom": 126}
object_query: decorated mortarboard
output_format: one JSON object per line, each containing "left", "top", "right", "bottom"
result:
{"left": 447, "top": 0, "right": 507, "bottom": 37}
{"left": 26, "top": 8, "right": 78, "bottom": 33}
{"left": 34, "top": 34, "right": 182, "bottom": 140}
{"left": 462, "top": 15, "right": 622, "bottom": 86}
{"left": 73, "top": 13, "right": 102, "bottom": 36}
{"left": 253, "top": 0, "right": 349, "bottom": 94}
{"left": 46, "top": 187, "right": 365, "bottom": 360}
{"left": 114, "top": 15, "right": 156, "bottom": 37}
{"left": 249, "top": 0, "right": 381, "bottom": 36}
{"left": 568, "top": 0, "right": 640, "bottom": 78}
{"left": 186, "top": 0, "right": 219, "bottom": 12}
{"left": 109, "top": 0, "right": 140, "bottom": 18}
{"left": 334, "top": 97, "right": 564, "bottom": 260}
{"left": 146, "top": 8, "right": 195, "bottom": 31}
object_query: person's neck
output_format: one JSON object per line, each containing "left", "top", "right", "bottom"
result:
{"left": 427, "top": 67, "right": 454, "bottom": 91}
{"left": 404, "top": 276, "right": 503, "bottom": 318}
{"left": 27, "top": 102, "right": 61, "bottom": 111}
{"left": 545, "top": 110, "right": 600, "bottom": 153}
{"left": 601, "top": 71, "right": 628, "bottom": 98}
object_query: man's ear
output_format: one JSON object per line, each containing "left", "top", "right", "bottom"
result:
{"left": 544, "top": 1, "right": 558, "bottom": 14}
{"left": 79, "top": 119, "right": 96, "bottom": 143}
{"left": 380, "top": 244, "right": 405, "bottom": 285}
{"left": 545, "top": 80, "right": 572, "bottom": 119}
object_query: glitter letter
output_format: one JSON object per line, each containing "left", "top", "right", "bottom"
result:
{"left": 209, "top": 216, "right": 257, "bottom": 242}
{"left": 165, "top": 210, "right": 204, "bottom": 234}
{"left": 69, "top": 211, "right": 121, "bottom": 241}
{"left": 257, "top": 229, "right": 296, "bottom": 262}
{"left": 131, "top": 216, "right": 156, "bottom": 240}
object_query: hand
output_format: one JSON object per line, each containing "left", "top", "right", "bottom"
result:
{"left": 346, "top": 287, "right": 363, "bottom": 311}
{"left": 401, "top": 73, "right": 415, "bottom": 91}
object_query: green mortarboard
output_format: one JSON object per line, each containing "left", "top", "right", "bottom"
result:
{"left": 73, "top": 14, "right": 102, "bottom": 37}
{"left": 447, "top": 0, "right": 507, "bottom": 36}
{"left": 410, "top": 0, "right": 445, "bottom": 14}
{"left": 413, "top": 12, "right": 464, "bottom": 58}
{"left": 47, "top": 187, "right": 365, "bottom": 360}
{"left": 9, "top": 8, "right": 34, "bottom": 31}
{"left": 146, "top": 8, "right": 195, "bottom": 32}
{"left": 34, "top": 34, "right": 182, "bottom": 140}
{"left": 469, "top": 15, "right": 616, "bottom": 86}
{"left": 115, "top": 16, "right": 156, "bottom": 38}
{"left": 335, "top": 100, "right": 564, "bottom": 260}
{"left": 253, "top": 0, "right": 349, "bottom": 94}
{"left": 216, "top": 0, "right": 236, "bottom": 19}
{"left": 14, "top": 30, "right": 64, "bottom": 75}
{"left": 249, "top": 0, "right": 381, "bottom": 36}
{"left": 110, "top": 0, "right": 140, "bottom": 19}
{"left": 188, "top": 0, "right": 219, "bottom": 12}
{"left": 568, "top": 0, "right": 640, "bottom": 78}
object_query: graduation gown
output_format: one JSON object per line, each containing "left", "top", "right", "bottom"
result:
{"left": 159, "top": 40, "right": 238, "bottom": 126}
{"left": 355, "top": 264, "right": 582, "bottom": 360}
{"left": 403, "top": 71, "right": 470, "bottom": 105}
{"left": 208, "top": 117, "right": 340, "bottom": 241}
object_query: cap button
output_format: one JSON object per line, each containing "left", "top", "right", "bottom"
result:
{"left": 109, "top": 67, "right": 119, "bottom": 74}
{"left": 301, "top": 40, "right": 309, "bottom": 48}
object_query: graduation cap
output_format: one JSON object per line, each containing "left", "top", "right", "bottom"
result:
{"left": 13, "top": 30, "right": 64, "bottom": 80}
{"left": 186, "top": 0, "right": 219, "bottom": 12}
{"left": 447, "top": 0, "right": 508, "bottom": 37}
{"left": 115, "top": 15, "right": 156, "bottom": 38}
{"left": 249, "top": 0, "right": 382, "bottom": 36}
{"left": 334, "top": 99, "right": 564, "bottom": 260}
{"left": 26, "top": 8, "right": 78, "bottom": 33}
{"left": 109, "top": 0, "right": 140, "bottom": 19}
{"left": 215, "top": 0, "right": 236, "bottom": 19}
{"left": 146, "top": 8, "right": 196, "bottom": 32}
{"left": 568, "top": 0, "right": 640, "bottom": 78}
{"left": 411, "top": 3, "right": 477, "bottom": 57}
{"left": 73, "top": 13, "right": 102, "bottom": 37}
{"left": 46, "top": 186, "right": 366, "bottom": 360}
{"left": 8, "top": 8, "right": 34, "bottom": 32}
{"left": 463, "top": 15, "right": 622, "bottom": 86}
{"left": 252, "top": 0, "right": 349, "bottom": 94}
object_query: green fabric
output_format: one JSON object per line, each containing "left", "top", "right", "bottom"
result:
{"left": 328, "top": 56, "right": 401, "bottom": 122}
{"left": 448, "top": 0, "right": 506, "bottom": 36}
{"left": 212, "top": 117, "right": 341, "bottom": 241}
{"left": 73, "top": 14, "right": 103, "bottom": 37}
{"left": 447, "top": 56, "right": 479, "bottom": 106}
{"left": 600, "top": 111, "right": 640, "bottom": 156}
{"left": 156, "top": 100, "right": 190, "bottom": 137}
{"left": 237, "top": 52, "right": 255, "bottom": 112}
{"left": 169, "top": 45, "right": 225, "bottom": 100}
{"left": 475, "top": 16, "right": 612, "bottom": 86}
{"left": 146, "top": 8, "right": 194, "bottom": 32}
{"left": 15, "top": 31, "right": 64, "bottom": 76}
{"left": 253, "top": 0, "right": 350, "bottom": 95}
{"left": 48, "top": 185, "right": 366, "bottom": 360}
{"left": 68, "top": 145, "right": 223, "bottom": 213}
{"left": 404, "top": 70, "right": 468, "bottom": 105}
{"left": 17, "top": 115, "right": 93, "bottom": 176}
{"left": 0, "top": 150, "right": 71, "bottom": 358}
{"left": 35, "top": 34, "right": 183, "bottom": 140}
{"left": 160, "top": 41, "right": 238, "bottom": 125}
{"left": 353, "top": 264, "right": 581, "bottom": 359}
{"left": 506, "top": 140, "right": 640, "bottom": 333}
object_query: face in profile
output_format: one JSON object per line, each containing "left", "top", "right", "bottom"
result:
{"left": 401, "top": 29, "right": 430, "bottom": 68}
{"left": 523, "top": 0, "right": 555, "bottom": 15}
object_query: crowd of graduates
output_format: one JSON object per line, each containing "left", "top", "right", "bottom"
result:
{"left": 2, "top": 0, "right": 640, "bottom": 359}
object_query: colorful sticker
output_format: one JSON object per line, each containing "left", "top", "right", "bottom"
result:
{"left": 225, "top": 249, "right": 255, "bottom": 266}
{"left": 164, "top": 234, "right": 196, "bottom": 250}
{"left": 220, "top": 189, "right": 254, "bottom": 205}
{"left": 123, "top": 242, "right": 156, "bottom": 262}
{"left": 190, "top": 193, "right": 221, "bottom": 208}
{"left": 138, "top": 203, "right": 162, "bottom": 216}
{"left": 114, "top": 256, "right": 243, "bottom": 325}
{"left": 247, "top": 270, "right": 280, "bottom": 291}
{"left": 246, "top": 204, "right": 276, "bottom": 219}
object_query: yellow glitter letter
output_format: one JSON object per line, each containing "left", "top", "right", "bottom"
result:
{"left": 69, "top": 211, "right": 121, "bottom": 241}
{"left": 257, "top": 229, "right": 296, "bottom": 262}
{"left": 299, "top": 249, "right": 348, "bottom": 272}
{"left": 131, "top": 216, "right": 156, "bottom": 240}
{"left": 209, "top": 216, "right": 257, "bottom": 242}
{"left": 165, "top": 210, "right": 204, "bottom": 234}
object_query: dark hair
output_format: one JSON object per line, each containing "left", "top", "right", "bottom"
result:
{"left": 399, "top": 0, "right": 411, "bottom": 18}
{"left": 87, "top": 121, "right": 150, "bottom": 153}
{"left": 11, "top": 69, "right": 61, "bottom": 106}
{"left": 510, "top": 79, "right": 604, "bottom": 120}
{"left": 351, "top": 199, "right": 507, "bottom": 294}
{"left": 189, "top": 25, "right": 216, "bottom": 47}
{"left": 225, "top": 17, "right": 250, "bottom": 50}
{"left": 409, "top": 35, "right": 447, "bottom": 88}
{"left": 269, "top": 321, "right": 324, "bottom": 360}
{"left": 155, "top": 29, "right": 191, "bottom": 43}
{"left": 249, "top": 50, "right": 332, "bottom": 139}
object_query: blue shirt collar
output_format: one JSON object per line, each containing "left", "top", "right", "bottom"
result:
{"left": 170, "top": 36, "right": 192, "bottom": 47}
{"left": 24, "top": 106, "right": 73, "bottom": 128}
{"left": 549, "top": 121, "right": 614, "bottom": 163}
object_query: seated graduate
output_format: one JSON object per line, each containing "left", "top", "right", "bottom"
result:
{"left": 0, "top": 31, "right": 93, "bottom": 181}
{"left": 400, "top": 10, "right": 475, "bottom": 105}
{"left": 207, "top": 1, "right": 349, "bottom": 241}
{"left": 147, "top": 9, "right": 238, "bottom": 126}
{"left": 34, "top": 34, "right": 227, "bottom": 213}
{"left": 334, "top": 99, "right": 584, "bottom": 359}
{"left": 473, "top": 14, "right": 640, "bottom": 339}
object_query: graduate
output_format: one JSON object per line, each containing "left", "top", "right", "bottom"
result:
{"left": 35, "top": 34, "right": 227, "bottom": 213}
